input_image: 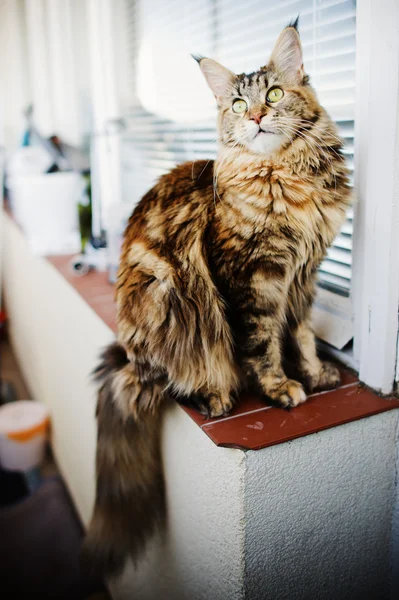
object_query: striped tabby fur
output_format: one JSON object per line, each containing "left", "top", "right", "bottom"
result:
{"left": 83, "top": 22, "right": 351, "bottom": 577}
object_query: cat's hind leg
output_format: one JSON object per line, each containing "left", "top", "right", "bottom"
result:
{"left": 176, "top": 388, "right": 234, "bottom": 418}
{"left": 294, "top": 319, "right": 341, "bottom": 392}
{"left": 117, "top": 245, "right": 239, "bottom": 417}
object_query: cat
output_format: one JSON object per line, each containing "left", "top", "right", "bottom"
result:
{"left": 82, "top": 20, "right": 351, "bottom": 577}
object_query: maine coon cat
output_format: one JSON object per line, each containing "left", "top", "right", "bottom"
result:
{"left": 83, "top": 21, "right": 351, "bottom": 577}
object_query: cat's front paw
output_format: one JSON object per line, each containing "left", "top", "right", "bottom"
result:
{"left": 265, "top": 379, "right": 307, "bottom": 408}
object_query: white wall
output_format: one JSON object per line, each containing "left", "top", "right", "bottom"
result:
{"left": 245, "top": 413, "right": 399, "bottom": 600}
{"left": 391, "top": 420, "right": 399, "bottom": 598}
{"left": 111, "top": 408, "right": 246, "bottom": 600}
{"left": 107, "top": 411, "right": 399, "bottom": 600}
{"left": 2, "top": 214, "right": 112, "bottom": 521}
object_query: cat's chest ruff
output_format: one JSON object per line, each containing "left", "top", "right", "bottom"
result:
{"left": 216, "top": 174, "right": 335, "bottom": 274}
{"left": 221, "top": 178, "right": 323, "bottom": 241}
{"left": 227, "top": 167, "right": 315, "bottom": 208}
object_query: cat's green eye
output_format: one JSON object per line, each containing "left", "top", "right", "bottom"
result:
{"left": 232, "top": 99, "right": 247, "bottom": 114}
{"left": 267, "top": 87, "right": 284, "bottom": 103}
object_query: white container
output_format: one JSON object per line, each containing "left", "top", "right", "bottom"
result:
{"left": 8, "top": 171, "right": 84, "bottom": 255}
{"left": 6, "top": 146, "right": 53, "bottom": 179}
{"left": 0, "top": 401, "right": 50, "bottom": 472}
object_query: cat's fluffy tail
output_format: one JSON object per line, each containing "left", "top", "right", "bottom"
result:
{"left": 81, "top": 343, "right": 165, "bottom": 579}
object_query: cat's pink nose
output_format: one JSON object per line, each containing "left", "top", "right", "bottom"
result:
{"left": 250, "top": 112, "right": 264, "bottom": 124}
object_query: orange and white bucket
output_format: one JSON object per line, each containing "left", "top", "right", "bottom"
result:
{"left": 0, "top": 401, "right": 50, "bottom": 471}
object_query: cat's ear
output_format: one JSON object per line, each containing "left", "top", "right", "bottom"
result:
{"left": 194, "top": 56, "right": 236, "bottom": 103}
{"left": 269, "top": 21, "right": 304, "bottom": 83}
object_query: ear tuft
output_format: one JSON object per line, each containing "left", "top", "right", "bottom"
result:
{"left": 197, "top": 58, "right": 236, "bottom": 103}
{"left": 269, "top": 24, "right": 304, "bottom": 83}
{"left": 287, "top": 15, "right": 299, "bottom": 31}
{"left": 191, "top": 53, "right": 204, "bottom": 64}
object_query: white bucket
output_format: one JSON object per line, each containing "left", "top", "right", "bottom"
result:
{"left": 8, "top": 171, "right": 84, "bottom": 255}
{"left": 0, "top": 401, "right": 50, "bottom": 472}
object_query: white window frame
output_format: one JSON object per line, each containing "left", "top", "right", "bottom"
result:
{"left": 316, "top": 0, "right": 399, "bottom": 393}
{"left": 89, "top": 0, "right": 399, "bottom": 395}
{"left": 350, "top": 0, "right": 399, "bottom": 393}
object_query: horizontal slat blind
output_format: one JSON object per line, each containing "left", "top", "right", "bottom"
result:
{"left": 122, "top": 0, "right": 355, "bottom": 294}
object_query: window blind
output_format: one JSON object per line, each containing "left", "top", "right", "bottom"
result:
{"left": 122, "top": 0, "right": 355, "bottom": 295}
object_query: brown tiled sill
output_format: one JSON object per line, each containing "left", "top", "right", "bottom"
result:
{"left": 46, "top": 253, "right": 399, "bottom": 452}
{"left": 47, "top": 255, "right": 117, "bottom": 332}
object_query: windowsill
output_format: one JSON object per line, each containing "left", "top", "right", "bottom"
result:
{"left": 46, "top": 252, "right": 399, "bottom": 451}
{"left": 47, "top": 254, "right": 117, "bottom": 332}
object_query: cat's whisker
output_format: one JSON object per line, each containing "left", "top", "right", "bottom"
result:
{"left": 197, "top": 158, "right": 213, "bottom": 181}
{"left": 190, "top": 138, "right": 219, "bottom": 182}
{"left": 279, "top": 122, "right": 336, "bottom": 171}
{"left": 279, "top": 122, "right": 339, "bottom": 197}
{"left": 277, "top": 116, "right": 344, "bottom": 153}
{"left": 288, "top": 117, "right": 344, "bottom": 143}
{"left": 214, "top": 140, "right": 244, "bottom": 203}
